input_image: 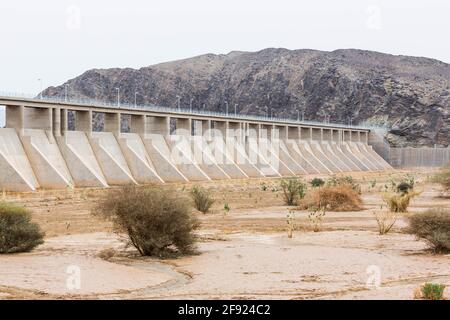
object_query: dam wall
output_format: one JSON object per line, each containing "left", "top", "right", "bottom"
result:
{"left": 0, "top": 96, "right": 392, "bottom": 191}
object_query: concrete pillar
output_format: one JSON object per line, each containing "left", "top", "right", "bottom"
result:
{"left": 130, "top": 114, "right": 146, "bottom": 134}
{"left": 104, "top": 112, "right": 120, "bottom": 135}
{"left": 192, "top": 119, "right": 203, "bottom": 136}
{"left": 300, "top": 127, "right": 311, "bottom": 140}
{"left": 75, "top": 110, "right": 92, "bottom": 133}
{"left": 176, "top": 118, "right": 191, "bottom": 136}
{"left": 214, "top": 121, "right": 228, "bottom": 137}
{"left": 52, "top": 108, "right": 61, "bottom": 137}
{"left": 312, "top": 128, "right": 321, "bottom": 141}
{"left": 60, "top": 109, "right": 68, "bottom": 135}
{"left": 24, "top": 107, "right": 52, "bottom": 131}
{"left": 201, "top": 119, "right": 211, "bottom": 138}
{"left": 228, "top": 122, "right": 240, "bottom": 137}
{"left": 6, "top": 105, "right": 24, "bottom": 132}
{"left": 287, "top": 126, "right": 299, "bottom": 140}
{"left": 147, "top": 116, "right": 169, "bottom": 136}
{"left": 322, "top": 128, "right": 332, "bottom": 141}
{"left": 248, "top": 123, "right": 259, "bottom": 139}
{"left": 274, "top": 125, "right": 287, "bottom": 140}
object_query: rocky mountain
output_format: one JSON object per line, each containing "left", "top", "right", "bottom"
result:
{"left": 43, "top": 48, "right": 450, "bottom": 147}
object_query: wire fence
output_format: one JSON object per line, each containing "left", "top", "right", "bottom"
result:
{"left": 0, "top": 90, "right": 388, "bottom": 131}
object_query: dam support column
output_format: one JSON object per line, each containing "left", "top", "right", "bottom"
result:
{"left": 6, "top": 105, "right": 24, "bottom": 133}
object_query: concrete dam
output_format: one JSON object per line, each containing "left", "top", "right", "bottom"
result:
{"left": 0, "top": 96, "right": 392, "bottom": 192}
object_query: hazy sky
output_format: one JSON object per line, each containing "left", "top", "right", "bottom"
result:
{"left": 0, "top": 0, "right": 449, "bottom": 126}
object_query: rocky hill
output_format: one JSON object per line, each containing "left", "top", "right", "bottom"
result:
{"left": 43, "top": 48, "right": 450, "bottom": 147}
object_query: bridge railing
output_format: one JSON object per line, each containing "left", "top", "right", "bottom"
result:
{"left": 0, "top": 90, "right": 388, "bottom": 131}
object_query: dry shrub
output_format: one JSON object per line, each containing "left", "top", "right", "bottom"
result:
{"left": 190, "top": 185, "right": 214, "bottom": 214}
{"left": 382, "top": 190, "right": 420, "bottom": 213}
{"left": 298, "top": 183, "right": 363, "bottom": 212}
{"left": 373, "top": 210, "right": 398, "bottom": 235}
{"left": 93, "top": 185, "right": 199, "bottom": 258}
{"left": 0, "top": 202, "right": 44, "bottom": 253}
{"left": 406, "top": 209, "right": 450, "bottom": 254}
{"left": 98, "top": 248, "right": 116, "bottom": 261}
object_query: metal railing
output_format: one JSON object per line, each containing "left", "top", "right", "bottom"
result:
{"left": 0, "top": 90, "right": 389, "bottom": 131}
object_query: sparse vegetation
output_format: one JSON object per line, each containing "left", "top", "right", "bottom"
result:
{"left": 0, "top": 202, "right": 44, "bottom": 253}
{"left": 326, "top": 175, "right": 361, "bottom": 194}
{"left": 308, "top": 203, "right": 327, "bottom": 232}
{"left": 382, "top": 190, "right": 420, "bottom": 213}
{"left": 373, "top": 208, "right": 398, "bottom": 235}
{"left": 280, "top": 178, "right": 307, "bottom": 206}
{"left": 310, "top": 178, "right": 325, "bottom": 188}
{"left": 190, "top": 185, "right": 215, "bottom": 214}
{"left": 93, "top": 185, "right": 199, "bottom": 258}
{"left": 286, "top": 210, "right": 295, "bottom": 238}
{"left": 414, "top": 283, "right": 446, "bottom": 300}
{"left": 224, "top": 203, "right": 230, "bottom": 213}
{"left": 407, "top": 209, "right": 450, "bottom": 253}
{"left": 299, "top": 183, "right": 363, "bottom": 212}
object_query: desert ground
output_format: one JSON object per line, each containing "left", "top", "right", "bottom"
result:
{"left": 0, "top": 170, "right": 449, "bottom": 300}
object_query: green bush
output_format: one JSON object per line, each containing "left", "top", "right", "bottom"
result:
{"left": 93, "top": 185, "right": 199, "bottom": 258}
{"left": 310, "top": 178, "right": 325, "bottom": 188}
{"left": 0, "top": 202, "right": 44, "bottom": 253}
{"left": 281, "top": 178, "right": 307, "bottom": 206}
{"left": 190, "top": 185, "right": 214, "bottom": 214}
{"left": 406, "top": 209, "right": 450, "bottom": 253}
{"left": 422, "top": 283, "right": 446, "bottom": 300}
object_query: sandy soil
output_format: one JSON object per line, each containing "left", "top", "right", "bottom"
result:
{"left": 0, "top": 170, "right": 449, "bottom": 300}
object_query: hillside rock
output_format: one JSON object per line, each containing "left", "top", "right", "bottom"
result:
{"left": 43, "top": 48, "right": 450, "bottom": 147}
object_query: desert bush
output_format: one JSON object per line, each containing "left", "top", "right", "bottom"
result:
{"left": 382, "top": 190, "right": 420, "bottom": 213}
{"left": 190, "top": 185, "right": 214, "bottom": 214}
{"left": 373, "top": 209, "right": 398, "bottom": 235}
{"left": 326, "top": 175, "right": 361, "bottom": 194}
{"left": 298, "top": 183, "right": 363, "bottom": 212}
{"left": 98, "top": 248, "right": 117, "bottom": 261}
{"left": 421, "top": 283, "right": 446, "bottom": 300}
{"left": 310, "top": 178, "right": 325, "bottom": 188}
{"left": 431, "top": 166, "right": 450, "bottom": 192}
{"left": 308, "top": 204, "right": 327, "bottom": 232}
{"left": 415, "top": 283, "right": 446, "bottom": 300}
{"left": 406, "top": 209, "right": 450, "bottom": 253}
{"left": 93, "top": 185, "right": 199, "bottom": 258}
{"left": 396, "top": 181, "right": 413, "bottom": 194}
{"left": 280, "top": 178, "right": 307, "bottom": 206}
{"left": 0, "top": 202, "right": 44, "bottom": 253}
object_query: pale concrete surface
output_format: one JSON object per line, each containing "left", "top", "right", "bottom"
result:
{"left": 328, "top": 142, "right": 361, "bottom": 172}
{"left": 57, "top": 131, "right": 108, "bottom": 187}
{"left": 321, "top": 141, "right": 353, "bottom": 172}
{"left": 0, "top": 128, "right": 38, "bottom": 191}
{"left": 225, "top": 137, "right": 264, "bottom": 178}
{"left": 142, "top": 134, "right": 188, "bottom": 182}
{"left": 118, "top": 133, "right": 164, "bottom": 184}
{"left": 207, "top": 137, "right": 248, "bottom": 179}
{"left": 285, "top": 140, "right": 320, "bottom": 174}
{"left": 89, "top": 132, "right": 137, "bottom": 185}
{"left": 246, "top": 138, "right": 281, "bottom": 177}
{"left": 20, "top": 129, "right": 73, "bottom": 189}
{"left": 297, "top": 141, "right": 331, "bottom": 174}
{"left": 191, "top": 136, "right": 230, "bottom": 180}
{"left": 166, "top": 134, "right": 211, "bottom": 181}
{"left": 309, "top": 141, "right": 342, "bottom": 173}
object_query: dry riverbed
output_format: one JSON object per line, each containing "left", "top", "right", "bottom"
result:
{"left": 0, "top": 170, "right": 449, "bottom": 299}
